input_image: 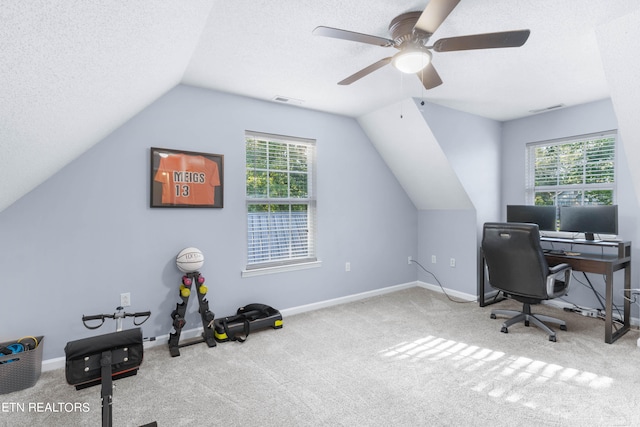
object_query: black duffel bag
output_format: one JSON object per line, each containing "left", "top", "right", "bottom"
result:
{"left": 213, "top": 304, "right": 282, "bottom": 343}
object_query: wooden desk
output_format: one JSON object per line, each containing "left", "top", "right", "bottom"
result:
{"left": 479, "top": 239, "right": 631, "bottom": 344}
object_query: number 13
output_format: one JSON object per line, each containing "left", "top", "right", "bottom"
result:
{"left": 175, "top": 184, "right": 190, "bottom": 197}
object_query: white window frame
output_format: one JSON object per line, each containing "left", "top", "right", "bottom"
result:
{"left": 525, "top": 130, "right": 617, "bottom": 208}
{"left": 242, "top": 131, "right": 319, "bottom": 277}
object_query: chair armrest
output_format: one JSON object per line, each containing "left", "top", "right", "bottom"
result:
{"left": 549, "top": 263, "right": 571, "bottom": 274}
{"left": 546, "top": 263, "right": 572, "bottom": 297}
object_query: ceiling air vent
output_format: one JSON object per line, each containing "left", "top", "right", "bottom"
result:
{"left": 529, "top": 104, "right": 565, "bottom": 114}
{"left": 272, "top": 96, "right": 304, "bottom": 105}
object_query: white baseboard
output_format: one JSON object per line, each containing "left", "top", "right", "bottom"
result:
{"left": 42, "top": 281, "right": 418, "bottom": 371}
{"left": 42, "top": 357, "right": 66, "bottom": 372}
{"left": 279, "top": 281, "right": 418, "bottom": 317}
{"left": 417, "top": 280, "right": 477, "bottom": 302}
{"left": 40, "top": 281, "right": 639, "bottom": 372}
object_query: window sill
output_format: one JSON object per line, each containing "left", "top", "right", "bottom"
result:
{"left": 241, "top": 260, "right": 322, "bottom": 278}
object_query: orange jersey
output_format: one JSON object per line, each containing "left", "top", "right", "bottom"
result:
{"left": 154, "top": 154, "right": 220, "bottom": 205}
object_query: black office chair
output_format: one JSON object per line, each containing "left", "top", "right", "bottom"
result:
{"left": 482, "top": 222, "right": 572, "bottom": 342}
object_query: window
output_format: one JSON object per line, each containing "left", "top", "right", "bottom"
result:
{"left": 526, "top": 131, "right": 616, "bottom": 208}
{"left": 245, "top": 131, "right": 317, "bottom": 273}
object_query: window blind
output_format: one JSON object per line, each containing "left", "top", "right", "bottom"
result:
{"left": 526, "top": 131, "right": 616, "bottom": 206}
{"left": 245, "top": 131, "right": 317, "bottom": 269}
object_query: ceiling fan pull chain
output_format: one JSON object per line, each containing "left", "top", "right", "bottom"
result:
{"left": 399, "top": 73, "right": 404, "bottom": 119}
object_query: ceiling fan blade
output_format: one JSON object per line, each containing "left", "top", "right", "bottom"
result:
{"left": 338, "top": 57, "right": 393, "bottom": 85}
{"left": 414, "top": 0, "right": 461, "bottom": 35}
{"left": 433, "top": 29, "right": 531, "bottom": 52}
{"left": 313, "top": 26, "right": 394, "bottom": 47}
{"left": 417, "top": 63, "right": 443, "bottom": 90}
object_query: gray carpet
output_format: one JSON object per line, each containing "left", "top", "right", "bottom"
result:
{"left": 3, "top": 287, "right": 640, "bottom": 426}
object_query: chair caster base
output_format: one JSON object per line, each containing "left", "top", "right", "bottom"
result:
{"left": 549, "top": 335, "right": 557, "bottom": 342}
{"left": 501, "top": 326, "right": 508, "bottom": 334}
{"left": 560, "top": 325, "right": 567, "bottom": 331}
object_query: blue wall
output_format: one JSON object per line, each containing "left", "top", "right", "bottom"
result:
{"left": 416, "top": 101, "right": 503, "bottom": 297}
{"left": 3, "top": 87, "right": 632, "bottom": 361}
{"left": 0, "top": 85, "right": 418, "bottom": 360}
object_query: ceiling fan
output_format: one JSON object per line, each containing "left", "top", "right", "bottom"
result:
{"left": 312, "top": 0, "right": 530, "bottom": 90}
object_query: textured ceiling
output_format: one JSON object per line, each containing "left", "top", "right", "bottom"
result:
{"left": 184, "top": 0, "right": 639, "bottom": 120}
{"left": 1, "top": 0, "right": 639, "bottom": 212}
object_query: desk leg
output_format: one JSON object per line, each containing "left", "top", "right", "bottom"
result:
{"left": 624, "top": 264, "right": 631, "bottom": 330}
{"left": 606, "top": 263, "right": 631, "bottom": 344}
{"left": 604, "top": 266, "right": 614, "bottom": 344}
{"left": 478, "top": 252, "right": 486, "bottom": 307}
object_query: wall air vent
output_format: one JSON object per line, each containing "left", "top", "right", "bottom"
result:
{"left": 272, "top": 95, "right": 304, "bottom": 105}
{"left": 529, "top": 104, "right": 565, "bottom": 114}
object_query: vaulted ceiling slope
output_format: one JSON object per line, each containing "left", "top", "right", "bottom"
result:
{"left": 1, "top": 1, "right": 215, "bottom": 213}
{"left": 359, "top": 100, "right": 474, "bottom": 211}
{"left": 1, "top": 1, "right": 639, "bottom": 213}
{"left": 597, "top": 7, "right": 640, "bottom": 204}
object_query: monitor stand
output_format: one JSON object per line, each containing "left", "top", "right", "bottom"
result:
{"left": 573, "top": 232, "right": 601, "bottom": 243}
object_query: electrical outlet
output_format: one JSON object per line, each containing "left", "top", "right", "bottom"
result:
{"left": 449, "top": 258, "right": 456, "bottom": 268}
{"left": 345, "top": 262, "right": 351, "bottom": 272}
{"left": 408, "top": 256, "right": 413, "bottom": 265}
{"left": 431, "top": 255, "right": 437, "bottom": 264}
{"left": 120, "top": 292, "right": 131, "bottom": 307}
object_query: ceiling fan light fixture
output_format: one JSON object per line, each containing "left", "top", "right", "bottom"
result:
{"left": 392, "top": 48, "right": 432, "bottom": 74}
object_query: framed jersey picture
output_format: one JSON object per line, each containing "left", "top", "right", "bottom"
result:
{"left": 150, "top": 147, "right": 224, "bottom": 208}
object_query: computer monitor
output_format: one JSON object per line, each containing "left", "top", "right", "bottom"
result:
{"left": 506, "top": 205, "right": 557, "bottom": 231}
{"left": 559, "top": 205, "right": 618, "bottom": 239}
